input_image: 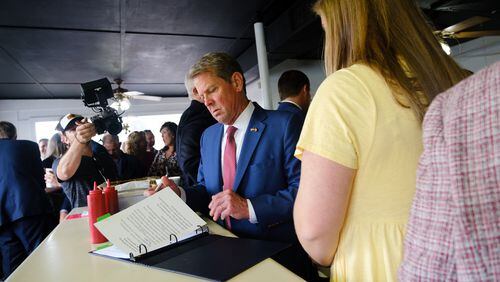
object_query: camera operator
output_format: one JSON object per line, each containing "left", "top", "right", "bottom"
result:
{"left": 52, "top": 114, "right": 117, "bottom": 209}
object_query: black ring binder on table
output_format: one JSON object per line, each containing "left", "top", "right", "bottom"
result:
{"left": 91, "top": 225, "right": 291, "bottom": 281}
{"left": 169, "top": 234, "right": 178, "bottom": 244}
{"left": 129, "top": 243, "right": 148, "bottom": 262}
{"left": 196, "top": 225, "right": 209, "bottom": 234}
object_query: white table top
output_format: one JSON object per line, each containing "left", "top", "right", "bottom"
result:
{"left": 6, "top": 207, "right": 302, "bottom": 282}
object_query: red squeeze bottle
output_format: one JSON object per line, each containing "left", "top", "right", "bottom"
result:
{"left": 104, "top": 179, "right": 119, "bottom": 215}
{"left": 87, "top": 181, "right": 107, "bottom": 244}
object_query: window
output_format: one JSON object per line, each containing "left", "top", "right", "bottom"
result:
{"left": 35, "top": 120, "right": 59, "bottom": 143}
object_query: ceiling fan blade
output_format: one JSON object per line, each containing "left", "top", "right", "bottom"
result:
{"left": 443, "top": 16, "right": 491, "bottom": 33}
{"left": 123, "top": 91, "right": 144, "bottom": 96}
{"left": 453, "top": 30, "right": 500, "bottom": 39}
{"left": 129, "top": 95, "right": 163, "bottom": 101}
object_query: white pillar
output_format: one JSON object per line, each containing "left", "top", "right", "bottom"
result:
{"left": 253, "top": 22, "right": 272, "bottom": 109}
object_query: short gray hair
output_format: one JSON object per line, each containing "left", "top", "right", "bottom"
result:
{"left": 184, "top": 72, "right": 196, "bottom": 100}
{"left": 0, "top": 121, "right": 17, "bottom": 140}
{"left": 102, "top": 133, "right": 119, "bottom": 144}
{"left": 188, "top": 52, "right": 246, "bottom": 94}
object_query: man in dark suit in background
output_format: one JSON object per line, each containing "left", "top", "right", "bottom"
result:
{"left": 176, "top": 74, "right": 217, "bottom": 187}
{"left": 277, "top": 70, "right": 311, "bottom": 128}
{"left": 0, "top": 121, "right": 54, "bottom": 279}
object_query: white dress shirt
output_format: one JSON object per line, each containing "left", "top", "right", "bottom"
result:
{"left": 280, "top": 99, "right": 303, "bottom": 110}
{"left": 179, "top": 101, "right": 259, "bottom": 223}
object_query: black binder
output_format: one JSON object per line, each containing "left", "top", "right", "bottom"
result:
{"left": 91, "top": 226, "right": 290, "bottom": 281}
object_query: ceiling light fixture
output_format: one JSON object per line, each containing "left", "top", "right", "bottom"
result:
{"left": 110, "top": 97, "right": 131, "bottom": 112}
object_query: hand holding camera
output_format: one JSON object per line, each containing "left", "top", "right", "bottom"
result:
{"left": 74, "top": 118, "right": 97, "bottom": 144}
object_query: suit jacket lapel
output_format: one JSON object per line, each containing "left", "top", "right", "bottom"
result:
{"left": 233, "top": 106, "right": 266, "bottom": 191}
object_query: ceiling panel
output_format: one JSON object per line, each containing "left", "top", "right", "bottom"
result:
{"left": 0, "top": 28, "right": 121, "bottom": 83}
{"left": 0, "top": 48, "right": 34, "bottom": 83}
{"left": 0, "top": 0, "right": 120, "bottom": 31}
{"left": 43, "top": 83, "right": 188, "bottom": 99}
{"left": 125, "top": 0, "right": 266, "bottom": 37}
{"left": 43, "top": 84, "right": 84, "bottom": 99}
{"left": 122, "top": 33, "right": 251, "bottom": 83}
{"left": 0, "top": 84, "right": 50, "bottom": 99}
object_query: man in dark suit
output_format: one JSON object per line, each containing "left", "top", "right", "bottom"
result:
{"left": 102, "top": 134, "right": 142, "bottom": 181}
{"left": 162, "top": 53, "right": 316, "bottom": 280}
{"left": 176, "top": 74, "right": 217, "bottom": 187}
{"left": 0, "top": 121, "right": 54, "bottom": 279}
{"left": 277, "top": 69, "right": 311, "bottom": 127}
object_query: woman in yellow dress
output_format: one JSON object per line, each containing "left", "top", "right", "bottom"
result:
{"left": 293, "top": 0, "right": 469, "bottom": 281}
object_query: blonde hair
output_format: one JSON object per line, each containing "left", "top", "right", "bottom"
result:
{"left": 46, "top": 133, "right": 66, "bottom": 158}
{"left": 127, "top": 131, "right": 146, "bottom": 158}
{"left": 121, "top": 140, "right": 130, "bottom": 154}
{"left": 313, "top": 0, "right": 469, "bottom": 121}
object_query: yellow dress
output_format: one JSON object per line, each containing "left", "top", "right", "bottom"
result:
{"left": 295, "top": 64, "right": 423, "bottom": 281}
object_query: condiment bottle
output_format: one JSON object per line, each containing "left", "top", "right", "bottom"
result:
{"left": 87, "top": 181, "right": 107, "bottom": 243}
{"left": 103, "top": 179, "right": 119, "bottom": 215}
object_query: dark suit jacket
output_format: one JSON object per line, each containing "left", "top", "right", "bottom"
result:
{"left": 0, "top": 140, "right": 52, "bottom": 226}
{"left": 277, "top": 102, "right": 305, "bottom": 131}
{"left": 176, "top": 100, "right": 217, "bottom": 187}
{"left": 91, "top": 140, "right": 118, "bottom": 179}
{"left": 185, "top": 103, "right": 301, "bottom": 242}
{"left": 115, "top": 151, "right": 143, "bottom": 181}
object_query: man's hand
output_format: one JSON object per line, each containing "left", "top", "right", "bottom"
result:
{"left": 143, "top": 176, "right": 181, "bottom": 197}
{"left": 208, "top": 190, "right": 249, "bottom": 221}
{"left": 74, "top": 119, "right": 97, "bottom": 144}
{"left": 59, "top": 211, "right": 68, "bottom": 222}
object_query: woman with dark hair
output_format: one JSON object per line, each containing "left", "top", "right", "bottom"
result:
{"left": 292, "top": 0, "right": 469, "bottom": 280}
{"left": 148, "top": 122, "right": 181, "bottom": 177}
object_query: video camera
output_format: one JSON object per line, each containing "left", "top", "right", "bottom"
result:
{"left": 80, "top": 78, "right": 123, "bottom": 135}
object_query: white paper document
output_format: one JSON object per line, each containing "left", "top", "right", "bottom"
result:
{"left": 114, "top": 180, "right": 150, "bottom": 192}
{"left": 94, "top": 187, "right": 206, "bottom": 258}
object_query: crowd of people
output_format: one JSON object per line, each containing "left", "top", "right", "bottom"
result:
{"left": 1, "top": 0, "right": 498, "bottom": 281}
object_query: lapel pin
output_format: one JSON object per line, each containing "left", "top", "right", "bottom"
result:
{"left": 250, "top": 127, "right": 258, "bottom": 132}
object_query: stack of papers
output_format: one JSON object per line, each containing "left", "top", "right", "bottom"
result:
{"left": 114, "top": 180, "right": 151, "bottom": 192}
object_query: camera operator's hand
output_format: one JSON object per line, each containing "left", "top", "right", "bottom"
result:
{"left": 74, "top": 118, "right": 97, "bottom": 144}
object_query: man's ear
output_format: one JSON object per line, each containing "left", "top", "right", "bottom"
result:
{"left": 301, "top": 85, "right": 311, "bottom": 100}
{"left": 231, "top": 72, "right": 244, "bottom": 92}
{"left": 301, "top": 85, "right": 308, "bottom": 95}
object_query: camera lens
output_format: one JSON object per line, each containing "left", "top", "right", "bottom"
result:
{"left": 107, "top": 121, "right": 122, "bottom": 135}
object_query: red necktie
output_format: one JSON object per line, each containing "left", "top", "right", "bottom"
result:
{"left": 222, "top": 126, "right": 237, "bottom": 229}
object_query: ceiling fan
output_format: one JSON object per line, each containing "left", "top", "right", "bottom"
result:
{"left": 110, "top": 78, "right": 163, "bottom": 111}
{"left": 435, "top": 16, "right": 500, "bottom": 39}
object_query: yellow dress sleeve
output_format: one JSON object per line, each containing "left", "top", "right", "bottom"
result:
{"left": 295, "top": 66, "right": 376, "bottom": 169}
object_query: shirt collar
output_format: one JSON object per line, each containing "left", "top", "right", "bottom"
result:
{"left": 224, "top": 101, "right": 254, "bottom": 133}
{"left": 280, "top": 100, "right": 302, "bottom": 110}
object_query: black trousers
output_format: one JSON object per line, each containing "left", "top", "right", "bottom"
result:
{"left": 272, "top": 242, "right": 320, "bottom": 281}
{"left": 0, "top": 214, "right": 54, "bottom": 280}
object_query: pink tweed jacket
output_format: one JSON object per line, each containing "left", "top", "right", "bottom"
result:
{"left": 399, "top": 61, "right": 500, "bottom": 281}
